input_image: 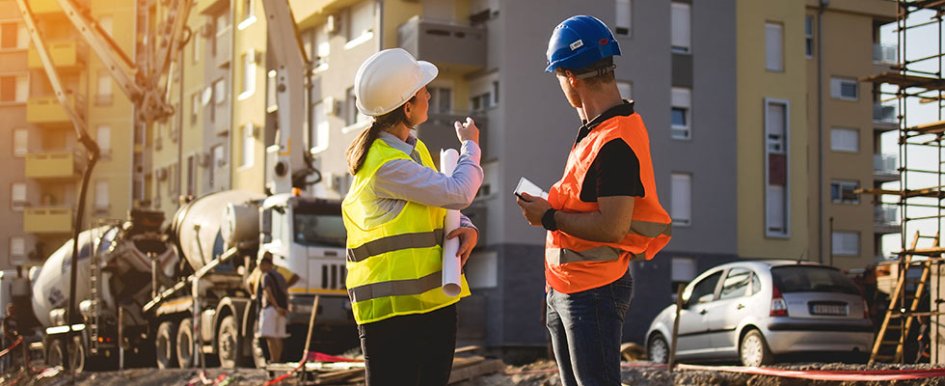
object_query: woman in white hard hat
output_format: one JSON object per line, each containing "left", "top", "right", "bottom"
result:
{"left": 341, "top": 48, "right": 483, "bottom": 385}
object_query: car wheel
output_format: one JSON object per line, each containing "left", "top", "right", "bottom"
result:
{"left": 217, "top": 315, "right": 240, "bottom": 369}
{"left": 739, "top": 329, "right": 774, "bottom": 367}
{"left": 648, "top": 333, "right": 669, "bottom": 364}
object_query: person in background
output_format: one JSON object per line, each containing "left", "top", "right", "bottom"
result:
{"left": 256, "top": 253, "right": 289, "bottom": 363}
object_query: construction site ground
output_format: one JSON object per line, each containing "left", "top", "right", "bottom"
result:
{"left": 9, "top": 360, "right": 945, "bottom": 386}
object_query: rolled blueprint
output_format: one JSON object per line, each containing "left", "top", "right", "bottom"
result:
{"left": 440, "top": 148, "right": 462, "bottom": 297}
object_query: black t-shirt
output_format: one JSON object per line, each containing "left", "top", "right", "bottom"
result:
{"left": 259, "top": 271, "right": 289, "bottom": 309}
{"left": 574, "top": 101, "right": 645, "bottom": 202}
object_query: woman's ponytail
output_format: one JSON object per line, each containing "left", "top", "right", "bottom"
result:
{"left": 345, "top": 122, "right": 382, "bottom": 175}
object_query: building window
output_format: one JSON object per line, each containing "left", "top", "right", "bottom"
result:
{"left": 94, "top": 180, "right": 109, "bottom": 212}
{"left": 671, "top": 256, "right": 696, "bottom": 293}
{"left": 99, "top": 16, "right": 113, "bottom": 36}
{"left": 345, "top": 87, "right": 368, "bottom": 126}
{"left": 97, "top": 71, "right": 113, "bottom": 105}
{"left": 615, "top": 0, "right": 631, "bottom": 36}
{"left": 13, "top": 129, "right": 27, "bottom": 157}
{"left": 671, "top": 2, "right": 691, "bottom": 54}
{"left": 97, "top": 125, "right": 111, "bottom": 156}
{"left": 832, "top": 231, "right": 860, "bottom": 256}
{"left": 347, "top": 0, "right": 374, "bottom": 44}
{"left": 617, "top": 81, "right": 632, "bottom": 100}
{"left": 805, "top": 15, "right": 814, "bottom": 58}
{"left": 191, "top": 92, "right": 200, "bottom": 123}
{"left": 830, "top": 77, "right": 858, "bottom": 101}
{"left": 0, "top": 74, "right": 28, "bottom": 103}
{"left": 186, "top": 154, "right": 196, "bottom": 196}
{"left": 765, "top": 22, "right": 784, "bottom": 72}
{"left": 9, "top": 237, "right": 25, "bottom": 261}
{"left": 316, "top": 24, "right": 329, "bottom": 68}
{"left": 240, "top": 0, "right": 255, "bottom": 26}
{"left": 311, "top": 100, "right": 328, "bottom": 153}
{"left": 266, "top": 70, "right": 278, "bottom": 112}
{"left": 240, "top": 50, "right": 256, "bottom": 98}
{"left": 471, "top": 92, "right": 493, "bottom": 113}
{"left": 11, "top": 182, "right": 26, "bottom": 210}
{"left": 671, "top": 173, "right": 691, "bottom": 226}
{"left": 429, "top": 87, "right": 452, "bottom": 114}
{"left": 830, "top": 128, "right": 859, "bottom": 153}
{"left": 191, "top": 33, "right": 201, "bottom": 64}
{"left": 1, "top": 22, "right": 27, "bottom": 50}
{"left": 671, "top": 87, "right": 691, "bottom": 140}
{"left": 214, "top": 78, "right": 227, "bottom": 105}
{"left": 765, "top": 99, "right": 789, "bottom": 237}
{"left": 241, "top": 123, "right": 254, "bottom": 168}
{"left": 831, "top": 180, "right": 860, "bottom": 204}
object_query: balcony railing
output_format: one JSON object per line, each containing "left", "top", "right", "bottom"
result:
{"left": 875, "top": 204, "right": 898, "bottom": 227}
{"left": 873, "top": 103, "right": 897, "bottom": 124}
{"left": 24, "top": 207, "right": 73, "bottom": 234}
{"left": 874, "top": 154, "right": 897, "bottom": 175}
{"left": 30, "top": 0, "right": 63, "bottom": 14}
{"left": 27, "top": 95, "right": 81, "bottom": 126}
{"left": 873, "top": 43, "right": 898, "bottom": 65}
{"left": 28, "top": 40, "right": 79, "bottom": 68}
{"left": 25, "top": 152, "right": 83, "bottom": 179}
{"left": 398, "top": 16, "right": 486, "bottom": 72}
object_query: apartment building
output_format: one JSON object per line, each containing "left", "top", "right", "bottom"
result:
{"left": 0, "top": 0, "right": 137, "bottom": 271}
{"left": 804, "top": 0, "right": 897, "bottom": 270}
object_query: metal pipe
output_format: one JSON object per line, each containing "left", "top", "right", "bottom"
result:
{"left": 817, "top": 0, "right": 827, "bottom": 265}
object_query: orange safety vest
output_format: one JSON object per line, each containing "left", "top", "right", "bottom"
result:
{"left": 546, "top": 112, "right": 672, "bottom": 294}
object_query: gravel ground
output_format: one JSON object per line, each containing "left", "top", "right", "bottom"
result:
{"left": 8, "top": 361, "right": 945, "bottom": 385}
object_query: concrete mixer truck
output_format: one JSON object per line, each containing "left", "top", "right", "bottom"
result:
{"left": 31, "top": 191, "right": 351, "bottom": 372}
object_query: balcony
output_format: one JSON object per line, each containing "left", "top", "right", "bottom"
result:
{"left": 419, "top": 111, "right": 490, "bottom": 161}
{"left": 25, "top": 152, "right": 83, "bottom": 179}
{"left": 874, "top": 204, "right": 899, "bottom": 234}
{"left": 874, "top": 154, "right": 898, "bottom": 183}
{"left": 873, "top": 103, "right": 898, "bottom": 132}
{"left": 28, "top": 40, "right": 80, "bottom": 69}
{"left": 873, "top": 43, "right": 897, "bottom": 65}
{"left": 26, "top": 95, "right": 78, "bottom": 126}
{"left": 29, "top": 0, "right": 63, "bottom": 14}
{"left": 398, "top": 16, "right": 486, "bottom": 74}
{"left": 24, "top": 207, "right": 73, "bottom": 234}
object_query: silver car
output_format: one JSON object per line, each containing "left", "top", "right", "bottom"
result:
{"left": 645, "top": 260, "right": 873, "bottom": 366}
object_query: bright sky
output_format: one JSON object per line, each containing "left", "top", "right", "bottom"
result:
{"left": 879, "top": 9, "right": 945, "bottom": 258}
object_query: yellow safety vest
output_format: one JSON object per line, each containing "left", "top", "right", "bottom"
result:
{"left": 342, "top": 137, "right": 471, "bottom": 325}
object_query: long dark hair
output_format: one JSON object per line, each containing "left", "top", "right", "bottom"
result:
{"left": 345, "top": 96, "right": 416, "bottom": 175}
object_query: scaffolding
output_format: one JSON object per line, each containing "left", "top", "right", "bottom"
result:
{"left": 862, "top": 0, "right": 945, "bottom": 364}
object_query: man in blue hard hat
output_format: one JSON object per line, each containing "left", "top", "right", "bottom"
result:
{"left": 516, "top": 15, "right": 671, "bottom": 386}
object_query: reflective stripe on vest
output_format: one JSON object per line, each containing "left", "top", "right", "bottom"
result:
{"left": 342, "top": 137, "right": 471, "bottom": 324}
{"left": 346, "top": 229, "right": 445, "bottom": 263}
{"left": 545, "top": 111, "right": 672, "bottom": 294}
{"left": 347, "top": 270, "right": 442, "bottom": 302}
{"left": 545, "top": 247, "right": 646, "bottom": 265}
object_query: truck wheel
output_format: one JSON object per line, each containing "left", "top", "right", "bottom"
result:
{"left": 217, "top": 315, "right": 240, "bottom": 369}
{"left": 155, "top": 321, "right": 178, "bottom": 369}
{"left": 68, "top": 336, "right": 86, "bottom": 373}
{"left": 251, "top": 324, "right": 269, "bottom": 369}
{"left": 46, "top": 339, "right": 63, "bottom": 367}
{"left": 177, "top": 318, "right": 195, "bottom": 368}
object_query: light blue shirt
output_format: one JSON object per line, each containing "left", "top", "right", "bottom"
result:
{"left": 360, "top": 131, "right": 483, "bottom": 230}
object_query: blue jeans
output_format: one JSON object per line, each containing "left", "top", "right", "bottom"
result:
{"left": 546, "top": 270, "right": 633, "bottom": 386}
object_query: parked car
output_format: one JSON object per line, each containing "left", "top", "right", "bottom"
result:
{"left": 646, "top": 260, "right": 873, "bottom": 367}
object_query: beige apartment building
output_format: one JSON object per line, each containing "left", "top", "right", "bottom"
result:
{"left": 0, "top": 0, "right": 137, "bottom": 270}
{"left": 804, "top": 0, "right": 897, "bottom": 270}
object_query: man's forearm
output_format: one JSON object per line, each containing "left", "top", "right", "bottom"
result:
{"left": 554, "top": 210, "right": 625, "bottom": 243}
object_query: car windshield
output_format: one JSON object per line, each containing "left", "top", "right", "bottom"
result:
{"left": 293, "top": 213, "right": 347, "bottom": 247}
{"left": 771, "top": 266, "right": 860, "bottom": 295}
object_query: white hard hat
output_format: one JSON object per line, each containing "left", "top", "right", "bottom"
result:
{"left": 354, "top": 48, "right": 438, "bottom": 117}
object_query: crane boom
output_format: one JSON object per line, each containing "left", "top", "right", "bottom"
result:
{"left": 262, "top": 0, "right": 311, "bottom": 194}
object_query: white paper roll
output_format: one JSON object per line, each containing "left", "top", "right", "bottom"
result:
{"left": 440, "top": 148, "right": 462, "bottom": 297}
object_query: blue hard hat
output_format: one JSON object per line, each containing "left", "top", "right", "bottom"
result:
{"left": 545, "top": 15, "right": 621, "bottom": 73}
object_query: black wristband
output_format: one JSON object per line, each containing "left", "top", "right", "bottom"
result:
{"left": 541, "top": 209, "right": 558, "bottom": 231}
